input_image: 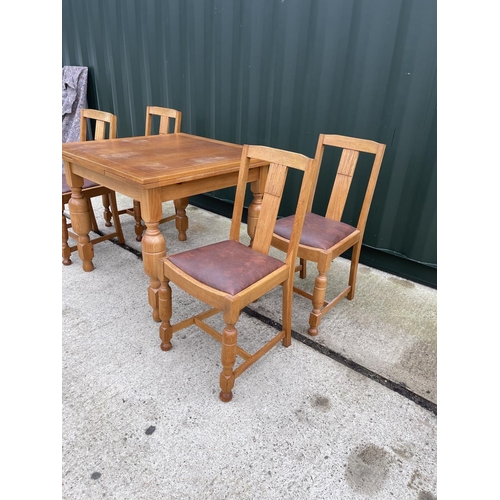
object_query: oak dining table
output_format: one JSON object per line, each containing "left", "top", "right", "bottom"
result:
{"left": 62, "top": 133, "right": 268, "bottom": 322}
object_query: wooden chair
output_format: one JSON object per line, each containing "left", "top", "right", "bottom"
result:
{"left": 119, "top": 106, "right": 183, "bottom": 241}
{"left": 158, "top": 145, "right": 318, "bottom": 402}
{"left": 62, "top": 109, "right": 125, "bottom": 266}
{"left": 271, "top": 134, "right": 386, "bottom": 336}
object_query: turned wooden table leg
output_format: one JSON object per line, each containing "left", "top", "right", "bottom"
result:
{"left": 64, "top": 160, "right": 94, "bottom": 271}
{"left": 68, "top": 186, "right": 94, "bottom": 272}
{"left": 141, "top": 190, "right": 166, "bottom": 322}
{"left": 247, "top": 166, "right": 267, "bottom": 244}
{"left": 174, "top": 197, "right": 189, "bottom": 241}
{"left": 142, "top": 222, "right": 166, "bottom": 322}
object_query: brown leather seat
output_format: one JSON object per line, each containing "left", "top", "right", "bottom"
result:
{"left": 274, "top": 212, "right": 357, "bottom": 250}
{"left": 168, "top": 240, "right": 283, "bottom": 295}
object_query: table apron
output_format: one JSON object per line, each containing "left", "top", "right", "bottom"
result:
{"left": 70, "top": 162, "right": 261, "bottom": 204}
{"left": 159, "top": 168, "right": 260, "bottom": 201}
{"left": 70, "top": 164, "right": 143, "bottom": 200}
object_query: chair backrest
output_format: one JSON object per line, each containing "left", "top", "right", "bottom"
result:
{"left": 79, "top": 108, "right": 117, "bottom": 142}
{"left": 145, "top": 106, "right": 182, "bottom": 135}
{"left": 312, "top": 134, "right": 386, "bottom": 233}
{"left": 230, "top": 145, "right": 317, "bottom": 269}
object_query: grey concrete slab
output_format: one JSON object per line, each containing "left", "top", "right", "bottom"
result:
{"left": 62, "top": 195, "right": 437, "bottom": 499}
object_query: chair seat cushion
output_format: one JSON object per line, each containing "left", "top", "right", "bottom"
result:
{"left": 274, "top": 212, "right": 356, "bottom": 250}
{"left": 167, "top": 240, "right": 283, "bottom": 296}
{"left": 62, "top": 173, "right": 99, "bottom": 194}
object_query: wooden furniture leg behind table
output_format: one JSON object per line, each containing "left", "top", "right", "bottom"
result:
{"left": 247, "top": 171, "right": 267, "bottom": 245}
{"left": 116, "top": 196, "right": 189, "bottom": 243}
{"left": 173, "top": 197, "right": 189, "bottom": 241}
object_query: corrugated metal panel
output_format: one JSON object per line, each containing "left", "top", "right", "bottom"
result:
{"left": 62, "top": 0, "right": 437, "bottom": 287}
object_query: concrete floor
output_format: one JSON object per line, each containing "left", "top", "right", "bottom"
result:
{"left": 61, "top": 195, "right": 437, "bottom": 499}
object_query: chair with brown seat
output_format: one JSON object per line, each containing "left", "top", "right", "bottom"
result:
{"left": 157, "top": 145, "right": 318, "bottom": 402}
{"left": 62, "top": 109, "right": 125, "bottom": 266}
{"left": 119, "top": 106, "right": 183, "bottom": 241}
{"left": 271, "top": 134, "right": 386, "bottom": 336}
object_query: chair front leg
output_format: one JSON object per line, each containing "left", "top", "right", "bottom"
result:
{"left": 308, "top": 270, "right": 328, "bottom": 336}
{"left": 219, "top": 322, "right": 238, "bottom": 402}
{"left": 158, "top": 277, "right": 173, "bottom": 351}
{"left": 62, "top": 201, "right": 72, "bottom": 266}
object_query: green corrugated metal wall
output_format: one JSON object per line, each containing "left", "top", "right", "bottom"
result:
{"left": 62, "top": 0, "right": 437, "bottom": 288}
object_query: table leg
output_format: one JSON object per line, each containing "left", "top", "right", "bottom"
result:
{"left": 247, "top": 166, "right": 268, "bottom": 244}
{"left": 141, "top": 191, "right": 166, "bottom": 322}
{"left": 68, "top": 189, "right": 95, "bottom": 271}
{"left": 65, "top": 163, "right": 95, "bottom": 272}
{"left": 174, "top": 197, "right": 189, "bottom": 241}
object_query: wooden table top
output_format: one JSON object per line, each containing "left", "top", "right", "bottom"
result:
{"left": 62, "top": 133, "right": 261, "bottom": 188}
